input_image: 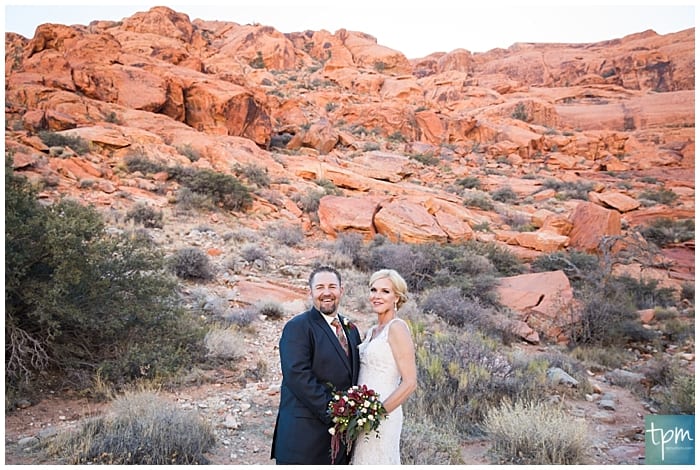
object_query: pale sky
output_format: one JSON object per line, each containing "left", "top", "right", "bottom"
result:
{"left": 3, "top": 1, "right": 696, "bottom": 58}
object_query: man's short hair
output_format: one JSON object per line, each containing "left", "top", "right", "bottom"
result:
{"left": 309, "top": 265, "right": 342, "bottom": 288}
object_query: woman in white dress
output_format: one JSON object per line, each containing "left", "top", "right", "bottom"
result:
{"left": 351, "top": 269, "right": 417, "bottom": 465}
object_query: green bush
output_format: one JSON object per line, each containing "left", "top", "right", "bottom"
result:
{"left": 249, "top": 51, "right": 265, "bottom": 69}
{"left": 511, "top": 103, "right": 529, "bottom": 122}
{"left": 463, "top": 191, "right": 495, "bottom": 211}
{"left": 47, "top": 390, "right": 215, "bottom": 464}
{"left": 569, "top": 283, "right": 656, "bottom": 346}
{"left": 123, "top": 155, "right": 168, "bottom": 175}
{"left": 407, "top": 327, "right": 547, "bottom": 437}
{"left": 38, "top": 130, "right": 90, "bottom": 155}
{"left": 174, "top": 168, "right": 253, "bottom": 212}
{"left": 456, "top": 176, "right": 481, "bottom": 189}
{"left": 5, "top": 159, "right": 203, "bottom": 393}
{"left": 235, "top": 163, "right": 270, "bottom": 188}
{"left": 611, "top": 275, "right": 676, "bottom": 310}
{"left": 364, "top": 241, "right": 523, "bottom": 301}
{"left": 639, "top": 218, "right": 694, "bottom": 247}
{"left": 491, "top": 186, "right": 517, "bottom": 203}
{"left": 540, "top": 179, "right": 594, "bottom": 201}
{"left": 531, "top": 250, "right": 601, "bottom": 288}
{"left": 639, "top": 188, "right": 679, "bottom": 206}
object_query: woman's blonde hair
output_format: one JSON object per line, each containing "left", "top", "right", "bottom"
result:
{"left": 369, "top": 269, "right": 409, "bottom": 310}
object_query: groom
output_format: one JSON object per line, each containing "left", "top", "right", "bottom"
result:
{"left": 271, "top": 265, "right": 362, "bottom": 465}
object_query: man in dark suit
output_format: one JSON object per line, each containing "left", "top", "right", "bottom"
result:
{"left": 271, "top": 265, "right": 362, "bottom": 465}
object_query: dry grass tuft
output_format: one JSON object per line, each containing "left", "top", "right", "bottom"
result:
{"left": 483, "top": 398, "right": 589, "bottom": 464}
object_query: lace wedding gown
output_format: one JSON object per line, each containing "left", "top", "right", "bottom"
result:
{"left": 351, "top": 318, "right": 405, "bottom": 465}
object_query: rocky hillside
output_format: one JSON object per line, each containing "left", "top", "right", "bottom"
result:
{"left": 4, "top": 6, "right": 695, "bottom": 465}
{"left": 5, "top": 5, "right": 694, "bottom": 333}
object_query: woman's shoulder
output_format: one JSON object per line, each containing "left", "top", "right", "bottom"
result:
{"left": 386, "top": 317, "right": 411, "bottom": 335}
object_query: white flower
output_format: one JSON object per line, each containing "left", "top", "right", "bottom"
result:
{"left": 368, "top": 414, "right": 375, "bottom": 421}
{"left": 328, "top": 427, "right": 336, "bottom": 435}
{"left": 363, "top": 400, "right": 370, "bottom": 408}
{"left": 357, "top": 418, "right": 364, "bottom": 426}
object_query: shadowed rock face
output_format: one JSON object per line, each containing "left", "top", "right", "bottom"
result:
{"left": 5, "top": 7, "right": 694, "bottom": 341}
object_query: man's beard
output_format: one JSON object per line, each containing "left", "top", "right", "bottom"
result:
{"left": 318, "top": 300, "right": 338, "bottom": 315}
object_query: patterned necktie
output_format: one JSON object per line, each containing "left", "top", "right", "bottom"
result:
{"left": 331, "top": 318, "right": 350, "bottom": 357}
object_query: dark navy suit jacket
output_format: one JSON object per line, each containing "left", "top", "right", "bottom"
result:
{"left": 271, "top": 307, "right": 362, "bottom": 464}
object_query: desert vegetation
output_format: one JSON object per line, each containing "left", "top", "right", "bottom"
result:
{"left": 6, "top": 156, "right": 694, "bottom": 464}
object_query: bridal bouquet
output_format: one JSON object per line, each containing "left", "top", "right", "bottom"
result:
{"left": 327, "top": 384, "right": 388, "bottom": 464}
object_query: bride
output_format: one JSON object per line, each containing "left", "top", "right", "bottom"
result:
{"left": 351, "top": 269, "right": 417, "bottom": 465}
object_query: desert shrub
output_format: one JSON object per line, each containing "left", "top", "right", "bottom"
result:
{"left": 204, "top": 325, "right": 246, "bottom": 361}
{"left": 511, "top": 103, "right": 529, "bottom": 121}
{"left": 680, "top": 282, "right": 694, "bottom": 303}
{"left": 456, "top": 176, "right": 481, "bottom": 189}
{"left": 407, "top": 328, "right": 517, "bottom": 436}
{"left": 168, "top": 247, "right": 213, "bottom": 280}
{"left": 365, "top": 241, "right": 522, "bottom": 302}
{"left": 123, "top": 155, "right": 168, "bottom": 174}
{"left": 256, "top": 300, "right": 285, "bottom": 320}
{"left": 222, "top": 307, "right": 258, "bottom": 328}
{"left": 658, "top": 372, "right": 695, "bottom": 415}
{"left": 420, "top": 286, "right": 494, "bottom": 327}
{"left": 569, "top": 345, "right": 635, "bottom": 372}
{"left": 235, "top": 163, "right": 270, "bottom": 188}
{"left": 176, "top": 144, "right": 200, "bottom": 162}
{"left": 269, "top": 223, "right": 304, "bottom": 246}
{"left": 639, "top": 218, "right": 694, "bottom": 247}
{"left": 611, "top": 275, "right": 676, "bottom": 310}
{"left": 400, "top": 421, "right": 464, "bottom": 464}
{"left": 409, "top": 152, "right": 440, "bottom": 166}
{"left": 463, "top": 191, "right": 495, "bottom": 211}
{"left": 483, "top": 399, "right": 589, "bottom": 464}
{"left": 569, "top": 283, "right": 655, "bottom": 346}
{"left": 175, "top": 187, "right": 214, "bottom": 211}
{"left": 541, "top": 179, "right": 594, "bottom": 201}
{"left": 249, "top": 51, "right": 265, "bottom": 69}
{"left": 173, "top": 168, "right": 252, "bottom": 212}
{"left": 461, "top": 240, "right": 525, "bottom": 277}
{"left": 330, "top": 232, "right": 370, "bottom": 269}
{"left": 292, "top": 188, "right": 325, "bottom": 213}
{"left": 500, "top": 211, "right": 535, "bottom": 232}
{"left": 240, "top": 243, "right": 268, "bottom": 266}
{"left": 46, "top": 390, "right": 215, "bottom": 464}
{"left": 38, "top": 130, "right": 90, "bottom": 155}
{"left": 519, "top": 350, "right": 593, "bottom": 396}
{"left": 531, "top": 250, "right": 600, "bottom": 288}
{"left": 366, "top": 242, "right": 436, "bottom": 291}
{"left": 104, "top": 111, "right": 120, "bottom": 123}
{"left": 125, "top": 203, "right": 164, "bottom": 229}
{"left": 490, "top": 186, "right": 517, "bottom": 203}
{"left": 639, "top": 188, "right": 678, "bottom": 206}
{"left": 5, "top": 160, "right": 204, "bottom": 393}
